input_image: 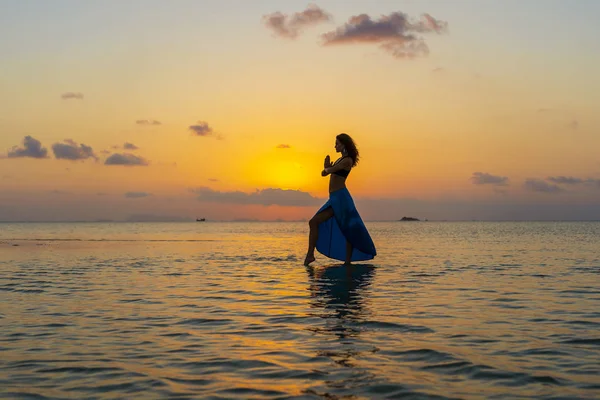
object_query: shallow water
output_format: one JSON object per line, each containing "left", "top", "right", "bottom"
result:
{"left": 1, "top": 222, "right": 599, "bottom": 399}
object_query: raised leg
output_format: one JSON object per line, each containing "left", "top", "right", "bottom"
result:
{"left": 305, "top": 207, "right": 334, "bottom": 265}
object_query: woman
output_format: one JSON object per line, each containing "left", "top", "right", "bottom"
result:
{"left": 304, "top": 133, "right": 377, "bottom": 266}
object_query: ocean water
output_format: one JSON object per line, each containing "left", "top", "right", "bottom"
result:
{"left": 0, "top": 221, "right": 599, "bottom": 399}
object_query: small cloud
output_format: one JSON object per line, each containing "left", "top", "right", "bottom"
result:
{"left": 568, "top": 120, "right": 579, "bottom": 130}
{"left": 192, "top": 187, "right": 322, "bottom": 207}
{"left": 263, "top": 4, "right": 332, "bottom": 39}
{"left": 276, "top": 144, "right": 291, "bottom": 149}
{"left": 104, "top": 153, "right": 149, "bottom": 166}
{"left": 6, "top": 136, "right": 49, "bottom": 159}
{"left": 61, "top": 92, "right": 84, "bottom": 100}
{"left": 470, "top": 172, "right": 509, "bottom": 186}
{"left": 321, "top": 11, "right": 448, "bottom": 59}
{"left": 100, "top": 150, "right": 111, "bottom": 155}
{"left": 547, "top": 176, "right": 585, "bottom": 185}
{"left": 524, "top": 178, "right": 564, "bottom": 193}
{"left": 52, "top": 139, "right": 97, "bottom": 161}
{"left": 136, "top": 119, "right": 161, "bottom": 126}
{"left": 208, "top": 178, "right": 219, "bottom": 182}
{"left": 123, "top": 142, "right": 139, "bottom": 150}
{"left": 546, "top": 175, "right": 600, "bottom": 189}
{"left": 536, "top": 108, "right": 580, "bottom": 131}
{"left": 189, "top": 121, "right": 219, "bottom": 138}
{"left": 432, "top": 67, "right": 444, "bottom": 73}
{"left": 96, "top": 192, "right": 108, "bottom": 196}
{"left": 49, "top": 190, "right": 71, "bottom": 195}
{"left": 125, "top": 191, "right": 152, "bottom": 198}
{"left": 587, "top": 178, "right": 600, "bottom": 188}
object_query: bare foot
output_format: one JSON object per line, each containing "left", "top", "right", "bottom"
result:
{"left": 304, "top": 255, "right": 315, "bottom": 266}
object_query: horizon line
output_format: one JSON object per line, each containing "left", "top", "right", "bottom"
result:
{"left": 1, "top": 219, "right": 599, "bottom": 223}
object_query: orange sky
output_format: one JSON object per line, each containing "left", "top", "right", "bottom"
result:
{"left": 1, "top": 1, "right": 599, "bottom": 221}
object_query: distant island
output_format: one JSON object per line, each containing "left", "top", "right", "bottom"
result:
{"left": 399, "top": 216, "right": 420, "bottom": 221}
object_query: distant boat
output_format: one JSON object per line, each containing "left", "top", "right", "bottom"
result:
{"left": 196, "top": 218, "right": 206, "bottom": 222}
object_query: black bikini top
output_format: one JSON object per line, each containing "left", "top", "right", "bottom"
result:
{"left": 332, "top": 156, "right": 351, "bottom": 178}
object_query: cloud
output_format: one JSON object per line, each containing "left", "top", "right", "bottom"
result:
{"left": 208, "top": 178, "right": 219, "bottom": 182}
{"left": 123, "top": 142, "right": 139, "bottom": 150}
{"left": 124, "top": 192, "right": 152, "bottom": 198}
{"left": 415, "top": 13, "right": 448, "bottom": 33}
{"left": 136, "top": 119, "right": 161, "bottom": 126}
{"left": 104, "top": 153, "right": 149, "bottom": 166}
{"left": 547, "top": 176, "right": 600, "bottom": 189}
{"left": 61, "top": 92, "right": 84, "bottom": 100}
{"left": 6, "top": 136, "right": 49, "bottom": 159}
{"left": 524, "top": 179, "right": 564, "bottom": 193}
{"left": 432, "top": 67, "right": 444, "bottom": 73}
{"left": 276, "top": 144, "right": 291, "bottom": 149}
{"left": 321, "top": 11, "right": 448, "bottom": 58}
{"left": 263, "top": 4, "right": 332, "bottom": 39}
{"left": 547, "top": 176, "right": 585, "bottom": 185}
{"left": 52, "top": 139, "right": 97, "bottom": 161}
{"left": 568, "top": 120, "right": 579, "bottom": 130}
{"left": 192, "top": 187, "right": 323, "bottom": 207}
{"left": 189, "top": 121, "right": 215, "bottom": 137}
{"left": 536, "top": 108, "right": 580, "bottom": 131}
{"left": 49, "top": 190, "right": 71, "bottom": 195}
{"left": 471, "top": 172, "right": 509, "bottom": 186}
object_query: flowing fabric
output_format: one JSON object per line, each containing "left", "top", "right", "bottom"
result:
{"left": 314, "top": 187, "right": 377, "bottom": 262}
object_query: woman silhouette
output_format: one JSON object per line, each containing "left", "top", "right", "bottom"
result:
{"left": 304, "top": 133, "right": 377, "bottom": 266}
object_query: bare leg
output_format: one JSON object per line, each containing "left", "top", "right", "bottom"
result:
{"left": 345, "top": 241, "right": 353, "bottom": 265}
{"left": 305, "top": 207, "right": 334, "bottom": 265}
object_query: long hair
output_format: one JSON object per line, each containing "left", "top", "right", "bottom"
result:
{"left": 336, "top": 133, "right": 359, "bottom": 166}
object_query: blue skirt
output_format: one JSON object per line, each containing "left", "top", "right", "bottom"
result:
{"left": 314, "top": 187, "right": 377, "bottom": 262}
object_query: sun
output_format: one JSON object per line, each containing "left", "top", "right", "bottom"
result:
{"left": 266, "top": 160, "right": 309, "bottom": 189}
{"left": 243, "top": 149, "right": 314, "bottom": 190}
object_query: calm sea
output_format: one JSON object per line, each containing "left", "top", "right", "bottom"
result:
{"left": 1, "top": 222, "right": 599, "bottom": 399}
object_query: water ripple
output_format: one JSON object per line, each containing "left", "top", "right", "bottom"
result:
{"left": 1, "top": 221, "right": 599, "bottom": 399}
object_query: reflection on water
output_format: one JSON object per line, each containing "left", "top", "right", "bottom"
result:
{"left": 307, "top": 264, "right": 376, "bottom": 333}
{"left": 305, "top": 264, "right": 380, "bottom": 396}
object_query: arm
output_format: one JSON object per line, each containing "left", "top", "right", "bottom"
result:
{"left": 322, "top": 158, "right": 351, "bottom": 176}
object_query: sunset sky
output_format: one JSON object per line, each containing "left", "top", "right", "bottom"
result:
{"left": 1, "top": 0, "right": 599, "bottom": 221}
